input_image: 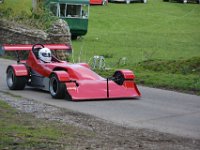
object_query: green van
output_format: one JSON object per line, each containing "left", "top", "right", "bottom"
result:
{"left": 46, "top": 0, "right": 89, "bottom": 39}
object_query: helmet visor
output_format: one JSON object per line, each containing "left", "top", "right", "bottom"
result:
{"left": 42, "top": 52, "right": 51, "bottom": 57}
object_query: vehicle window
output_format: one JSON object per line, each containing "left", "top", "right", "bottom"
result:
{"left": 60, "top": 4, "right": 67, "bottom": 17}
{"left": 66, "top": 5, "right": 81, "bottom": 17}
{"left": 82, "top": 4, "right": 89, "bottom": 18}
{"left": 50, "top": 3, "right": 89, "bottom": 19}
{"left": 50, "top": 3, "right": 59, "bottom": 16}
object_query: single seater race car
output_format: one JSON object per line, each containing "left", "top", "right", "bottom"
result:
{"left": 0, "top": 44, "right": 141, "bottom": 101}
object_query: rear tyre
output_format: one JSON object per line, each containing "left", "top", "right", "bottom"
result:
{"left": 113, "top": 71, "right": 125, "bottom": 85}
{"left": 72, "top": 35, "right": 78, "bottom": 40}
{"left": 7, "top": 67, "right": 27, "bottom": 90}
{"left": 49, "top": 74, "right": 66, "bottom": 99}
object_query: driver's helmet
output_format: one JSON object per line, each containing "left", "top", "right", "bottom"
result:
{"left": 38, "top": 48, "right": 52, "bottom": 63}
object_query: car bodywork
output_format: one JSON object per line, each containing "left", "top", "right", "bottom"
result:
{"left": 109, "top": 0, "right": 147, "bottom": 4}
{"left": 0, "top": 44, "right": 141, "bottom": 101}
{"left": 163, "top": 0, "right": 200, "bottom": 4}
{"left": 90, "top": 0, "right": 108, "bottom": 5}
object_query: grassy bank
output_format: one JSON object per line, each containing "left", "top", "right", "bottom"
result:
{"left": 0, "top": 0, "right": 56, "bottom": 29}
{"left": 96, "top": 57, "right": 200, "bottom": 95}
{"left": 135, "top": 57, "right": 200, "bottom": 94}
{"left": 72, "top": 0, "right": 200, "bottom": 63}
{"left": 0, "top": 100, "right": 94, "bottom": 149}
{"left": 0, "top": 0, "right": 32, "bottom": 15}
{"left": 72, "top": 0, "right": 200, "bottom": 94}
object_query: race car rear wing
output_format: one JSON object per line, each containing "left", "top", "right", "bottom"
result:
{"left": 0, "top": 44, "right": 72, "bottom": 56}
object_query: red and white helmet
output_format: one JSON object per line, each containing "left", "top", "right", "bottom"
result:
{"left": 38, "top": 48, "right": 52, "bottom": 63}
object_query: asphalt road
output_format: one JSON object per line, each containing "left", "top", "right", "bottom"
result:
{"left": 0, "top": 58, "right": 200, "bottom": 139}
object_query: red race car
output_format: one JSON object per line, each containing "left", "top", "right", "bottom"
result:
{"left": 0, "top": 44, "right": 141, "bottom": 101}
{"left": 90, "top": 0, "right": 108, "bottom": 5}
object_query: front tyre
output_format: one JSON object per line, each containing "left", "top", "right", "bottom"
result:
{"left": 49, "top": 74, "right": 66, "bottom": 99}
{"left": 113, "top": 71, "right": 125, "bottom": 85}
{"left": 72, "top": 35, "right": 78, "bottom": 40}
{"left": 7, "top": 67, "right": 26, "bottom": 90}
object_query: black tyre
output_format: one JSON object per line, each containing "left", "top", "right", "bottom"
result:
{"left": 6, "top": 67, "right": 27, "bottom": 90}
{"left": 113, "top": 71, "right": 125, "bottom": 85}
{"left": 49, "top": 74, "right": 66, "bottom": 99}
{"left": 72, "top": 35, "right": 78, "bottom": 40}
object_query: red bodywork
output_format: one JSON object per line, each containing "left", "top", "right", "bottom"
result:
{"left": 90, "top": 0, "right": 108, "bottom": 5}
{"left": 0, "top": 44, "right": 141, "bottom": 101}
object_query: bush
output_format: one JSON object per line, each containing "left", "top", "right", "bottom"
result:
{"left": 0, "top": 6, "right": 57, "bottom": 30}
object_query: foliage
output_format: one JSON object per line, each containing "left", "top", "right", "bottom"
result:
{"left": 0, "top": 0, "right": 32, "bottom": 15}
{"left": 0, "top": 0, "right": 57, "bottom": 30}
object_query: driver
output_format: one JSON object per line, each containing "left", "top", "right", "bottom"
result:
{"left": 38, "top": 47, "right": 52, "bottom": 63}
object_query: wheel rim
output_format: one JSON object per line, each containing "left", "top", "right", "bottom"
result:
{"left": 7, "top": 69, "right": 14, "bottom": 88}
{"left": 50, "top": 77, "right": 58, "bottom": 96}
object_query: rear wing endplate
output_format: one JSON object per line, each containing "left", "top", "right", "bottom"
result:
{"left": 0, "top": 44, "right": 72, "bottom": 56}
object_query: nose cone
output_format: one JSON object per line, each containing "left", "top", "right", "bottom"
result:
{"left": 65, "top": 80, "right": 141, "bottom": 101}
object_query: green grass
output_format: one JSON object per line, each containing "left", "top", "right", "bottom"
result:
{"left": 0, "top": 100, "right": 95, "bottom": 149}
{"left": 0, "top": 0, "right": 56, "bottom": 29}
{"left": 96, "top": 57, "right": 200, "bottom": 95}
{"left": 72, "top": 0, "right": 200, "bottom": 63}
{"left": 72, "top": 0, "right": 200, "bottom": 94}
{"left": 134, "top": 57, "right": 200, "bottom": 94}
{"left": 137, "top": 57, "right": 200, "bottom": 75}
{"left": 0, "top": 0, "right": 32, "bottom": 15}
{"left": 134, "top": 68, "right": 200, "bottom": 95}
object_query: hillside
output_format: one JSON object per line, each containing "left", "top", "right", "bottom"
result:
{"left": 73, "top": 0, "right": 200, "bottom": 94}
